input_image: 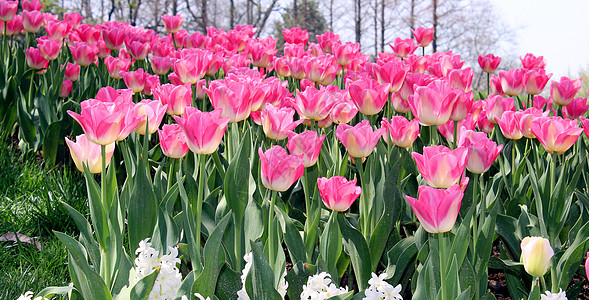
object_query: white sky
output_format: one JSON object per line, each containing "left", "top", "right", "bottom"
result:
{"left": 492, "top": 0, "right": 589, "bottom": 79}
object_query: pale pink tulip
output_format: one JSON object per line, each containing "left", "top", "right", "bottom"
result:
{"left": 316, "top": 31, "right": 341, "bottom": 54}
{"left": 562, "top": 98, "right": 589, "bottom": 120}
{"left": 519, "top": 108, "right": 548, "bottom": 139}
{"left": 0, "top": 0, "right": 17, "bottom": 22}
{"left": 333, "top": 42, "right": 360, "bottom": 66}
{"left": 483, "top": 94, "right": 515, "bottom": 124}
{"left": 478, "top": 54, "right": 501, "bottom": 73}
{"left": 158, "top": 124, "right": 189, "bottom": 159}
{"left": 287, "top": 130, "right": 325, "bottom": 167}
{"left": 206, "top": 79, "right": 252, "bottom": 123}
{"left": 531, "top": 116, "right": 583, "bottom": 155}
{"left": 381, "top": 116, "right": 420, "bottom": 148}
{"left": 25, "top": 47, "right": 48, "bottom": 70}
{"left": 258, "top": 146, "right": 305, "bottom": 192}
{"left": 330, "top": 99, "right": 358, "bottom": 124}
{"left": 447, "top": 68, "right": 473, "bottom": 92}
{"left": 370, "top": 60, "right": 408, "bottom": 93}
{"left": 496, "top": 111, "right": 524, "bottom": 140}
{"left": 152, "top": 83, "right": 193, "bottom": 116}
{"left": 551, "top": 76, "right": 583, "bottom": 106}
{"left": 412, "top": 145, "right": 468, "bottom": 189}
{"left": 520, "top": 53, "right": 546, "bottom": 71}
{"left": 348, "top": 78, "right": 390, "bottom": 116}
{"left": 292, "top": 85, "right": 338, "bottom": 121}
{"left": 412, "top": 27, "right": 434, "bottom": 47}
{"left": 389, "top": 37, "right": 418, "bottom": 58}
{"left": 161, "top": 14, "right": 183, "bottom": 33}
{"left": 261, "top": 104, "right": 303, "bottom": 140}
{"left": 22, "top": 10, "right": 44, "bottom": 33}
{"left": 458, "top": 129, "right": 502, "bottom": 174}
{"left": 523, "top": 69, "right": 552, "bottom": 95}
{"left": 133, "top": 100, "right": 167, "bottom": 135}
{"left": 408, "top": 80, "right": 459, "bottom": 126}
{"left": 336, "top": 120, "right": 385, "bottom": 158}
{"left": 498, "top": 69, "right": 524, "bottom": 96}
{"left": 65, "top": 134, "right": 115, "bottom": 173}
{"left": 69, "top": 42, "right": 98, "bottom": 67}
{"left": 121, "top": 69, "right": 147, "bottom": 93}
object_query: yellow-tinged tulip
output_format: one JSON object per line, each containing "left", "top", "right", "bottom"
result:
{"left": 520, "top": 236, "right": 553, "bottom": 277}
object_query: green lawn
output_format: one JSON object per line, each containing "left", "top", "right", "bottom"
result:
{"left": 0, "top": 142, "right": 86, "bottom": 299}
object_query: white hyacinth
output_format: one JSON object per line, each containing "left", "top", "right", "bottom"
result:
{"left": 236, "top": 252, "right": 289, "bottom": 299}
{"left": 541, "top": 289, "right": 567, "bottom": 300}
{"left": 16, "top": 291, "right": 47, "bottom": 300}
{"left": 134, "top": 238, "right": 183, "bottom": 300}
{"left": 363, "top": 273, "right": 402, "bottom": 300}
{"left": 300, "top": 272, "right": 348, "bottom": 300}
{"left": 181, "top": 293, "right": 211, "bottom": 300}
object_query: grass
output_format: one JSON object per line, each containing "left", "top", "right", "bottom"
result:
{"left": 0, "top": 142, "right": 87, "bottom": 299}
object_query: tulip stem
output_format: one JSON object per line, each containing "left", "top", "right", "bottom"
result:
{"left": 472, "top": 173, "right": 479, "bottom": 252}
{"left": 453, "top": 121, "right": 458, "bottom": 149}
{"left": 487, "top": 72, "right": 490, "bottom": 95}
{"left": 438, "top": 233, "right": 448, "bottom": 300}
{"left": 355, "top": 157, "right": 369, "bottom": 238}
{"left": 511, "top": 140, "right": 516, "bottom": 189}
{"left": 267, "top": 190, "right": 278, "bottom": 269}
{"left": 99, "top": 144, "right": 112, "bottom": 285}
{"left": 194, "top": 153, "right": 206, "bottom": 272}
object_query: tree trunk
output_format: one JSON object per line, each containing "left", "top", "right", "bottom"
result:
{"left": 329, "top": 0, "right": 333, "bottom": 31}
{"left": 293, "top": 0, "right": 298, "bottom": 24}
{"left": 355, "top": 0, "right": 362, "bottom": 44}
{"left": 374, "top": 0, "right": 378, "bottom": 56}
{"left": 410, "top": 0, "right": 415, "bottom": 37}
{"left": 380, "top": 0, "right": 385, "bottom": 52}
{"left": 230, "top": 0, "right": 234, "bottom": 28}
{"left": 432, "top": 0, "right": 438, "bottom": 53}
{"left": 201, "top": 0, "right": 208, "bottom": 31}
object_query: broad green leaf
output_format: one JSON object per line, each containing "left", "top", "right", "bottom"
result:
{"left": 215, "top": 264, "right": 242, "bottom": 300}
{"left": 224, "top": 128, "right": 251, "bottom": 224}
{"left": 128, "top": 157, "right": 158, "bottom": 256}
{"left": 61, "top": 201, "right": 100, "bottom": 267}
{"left": 245, "top": 241, "right": 282, "bottom": 300}
{"left": 337, "top": 214, "right": 371, "bottom": 291}
{"left": 130, "top": 269, "right": 160, "bottom": 300}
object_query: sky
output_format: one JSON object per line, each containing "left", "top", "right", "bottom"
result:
{"left": 492, "top": 0, "right": 589, "bottom": 79}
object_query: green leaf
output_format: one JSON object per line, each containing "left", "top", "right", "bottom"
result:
{"left": 175, "top": 271, "right": 195, "bottom": 300}
{"left": 275, "top": 206, "right": 306, "bottom": 264}
{"left": 224, "top": 128, "right": 252, "bottom": 225}
{"left": 385, "top": 237, "right": 418, "bottom": 286}
{"left": 327, "top": 291, "right": 354, "bottom": 300}
{"left": 556, "top": 219, "right": 589, "bottom": 290}
{"left": 42, "top": 121, "right": 62, "bottom": 166}
{"left": 128, "top": 157, "right": 158, "bottom": 255}
{"left": 337, "top": 213, "right": 371, "bottom": 291}
{"left": 320, "top": 212, "right": 342, "bottom": 281}
{"left": 36, "top": 286, "right": 75, "bottom": 298}
{"left": 82, "top": 163, "right": 109, "bottom": 248}
{"left": 54, "top": 231, "right": 112, "bottom": 300}
{"left": 130, "top": 269, "right": 160, "bottom": 300}
{"left": 285, "top": 261, "right": 316, "bottom": 300}
{"left": 61, "top": 201, "right": 100, "bottom": 267}
{"left": 245, "top": 241, "right": 282, "bottom": 300}
{"left": 215, "top": 264, "right": 242, "bottom": 300}
{"left": 528, "top": 283, "right": 541, "bottom": 300}
{"left": 193, "top": 213, "right": 232, "bottom": 297}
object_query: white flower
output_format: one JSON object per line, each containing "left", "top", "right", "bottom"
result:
{"left": 300, "top": 272, "right": 348, "bottom": 300}
{"left": 541, "top": 289, "right": 567, "bottom": 300}
{"left": 363, "top": 272, "right": 402, "bottom": 300}
{"left": 134, "top": 239, "right": 183, "bottom": 300}
{"left": 193, "top": 292, "right": 211, "bottom": 300}
{"left": 236, "top": 252, "right": 289, "bottom": 300}
{"left": 16, "top": 291, "right": 48, "bottom": 300}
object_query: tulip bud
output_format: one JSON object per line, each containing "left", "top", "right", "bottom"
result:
{"left": 520, "top": 236, "right": 553, "bottom": 277}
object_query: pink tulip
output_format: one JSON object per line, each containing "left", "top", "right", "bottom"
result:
{"left": 581, "top": 117, "right": 589, "bottom": 140}
{"left": 483, "top": 94, "right": 515, "bottom": 124}
{"left": 308, "top": 42, "right": 325, "bottom": 56}
{"left": 126, "top": 40, "right": 150, "bottom": 60}
{"left": 523, "top": 69, "right": 552, "bottom": 95}
{"left": 450, "top": 90, "right": 474, "bottom": 122}
{"left": 65, "top": 134, "right": 115, "bottom": 173}
{"left": 59, "top": 80, "right": 73, "bottom": 98}
{"left": 287, "top": 130, "right": 325, "bottom": 168}
{"left": 121, "top": 69, "right": 147, "bottom": 93}
{"left": 274, "top": 57, "right": 290, "bottom": 77}
{"left": 447, "top": 68, "right": 473, "bottom": 92}
{"left": 287, "top": 57, "right": 306, "bottom": 79}
{"left": 44, "top": 20, "right": 68, "bottom": 41}
{"left": 551, "top": 76, "right": 583, "bottom": 106}
{"left": 173, "top": 52, "right": 209, "bottom": 84}
{"left": 247, "top": 38, "right": 277, "bottom": 68}
{"left": 292, "top": 85, "right": 338, "bottom": 121}
{"left": 22, "top": 10, "right": 44, "bottom": 33}
{"left": 371, "top": 61, "right": 408, "bottom": 93}
{"left": 161, "top": 14, "right": 183, "bottom": 34}
{"left": 150, "top": 56, "right": 172, "bottom": 75}
{"left": 0, "top": 0, "right": 17, "bottom": 22}
{"left": 68, "top": 99, "right": 140, "bottom": 145}
{"left": 206, "top": 79, "right": 252, "bottom": 123}
{"left": 458, "top": 129, "right": 502, "bottom": 174}
{"left": 173, "top": 107, "right": 230, "bottom": 155}
{"left": 330, "top": 99, "right": 358, "bottom": 124}
{"left": 478, "top": 54, "right": 501, "bottom": 73}
{"left": 531, "top": 116, "right": 583, "bottom": 155}
{"left": 405, "top": 54, "right": 429, "bottom": 73}
{"left": 69, "top": 42, "right": 98, "bottom": 67}
{"left": 152, "top": 83, "right": 192, "bottom": 116}
{"left": 261, "top": 104, "right": 303, "bottom": 140}
{"left": 477, "top": 111, "right": 495, "bottom": 134}
{"left": 283, "top": 27, "right": 309, "bottom": 45}
{"left": 412, "top": 27, "right": 434, "bottom": 47}
{"left": 133, "top": 100, "right": 167, "bottom": 135}
{"left": 142, "top": 74, "right": 160, "bottom": 97}
{"left": 412, "top": 145, "right": 468, "bottom": 188}
{"left": 389, "top": 37, "right": 418, "bottom": 58}
{"left": 348, "top": 78, "right": 390, "bottom": 116}
{"left": 94, "top": 87, "right": 133, "bottom": 104}
{"left": 498, "top": 69, "right": 524, "bottom": 96}
{"left": 533, "top": 95, "right": 553, "bottom": 112}
{"left": 1, "top": 14, "right": 21, "bottom": 36}
{"left": 333, "top": 42, "right": 360, "bottom": 66}
{"left": 405, "top": 183, "right": 465, "bottom": 233}
{"left": 519, "top": 108, "right": 548, "bottom": 139}
{"left": 25, "top": 47, "right": 48, "bottom": 70}
{"left": 381, "top": 116, "right": 420, "bottom": 148}
{"left": 303, "top": 55, "right": 338, "bottom": 85}
{"left": 258, "top": 145, "right": 305, "bottom": 192}
{"left": 63, "top": 12, "right": 83, "bottom": 29}
{"left": 489, "top": 74, "right": 504, "bottom": 96}
{"left": 336, "top": 120, "right": 385, "bottom": 158}
{"left": 22, "top": 0, "right": 43, "bottom": 11}
{"left": 585, "top": 252, "right": 589, "bottom": 281}
{"left": 438, "top": 114, "right": 476, "bottom": 142}
{"left": 520, "top": 53, "right": 546, "bottom": 71}
{"left": 408, "top": 80, "right": 459, "bottom": 126}
{"left": 496, "top": 111, "right": 524, "bottom": 140}
{"left": 74, "top": 24, "right": 101, "bottom": 44}
{"left": 63, "top": 62, "right": 80, "bottom": 82}
{"left": 102, "top": 26, "right": 126, "bottom": 51}
{"left": 105, "top": 56, "right": 131, "bottom": 80}
{"left": 37, "top": 37, "right": 61, "bottom": 61}
{"left": 563, "top": 98, "right": 589, "bottom": 120}
{"left": 317, "top": 176, "right": 362, "bottom": 212}
{"left": 158, "top": 124, "right": 189, "bottom": 159}
{"left": 316, "top": 31, "right": 341, "bottom": 54}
